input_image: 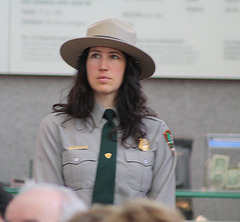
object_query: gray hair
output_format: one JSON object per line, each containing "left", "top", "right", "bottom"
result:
{"left": 20, "top": 181, "right": 87, "bottom": 222}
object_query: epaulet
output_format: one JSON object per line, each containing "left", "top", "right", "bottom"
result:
{"left": 145, "top": 116, "right": 165, "bottom": 123}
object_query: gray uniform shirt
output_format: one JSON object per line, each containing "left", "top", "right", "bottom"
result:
{"left": 34, "top": 103, "right": 177, "bottom": 207}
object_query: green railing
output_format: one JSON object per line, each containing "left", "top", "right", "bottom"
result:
{"left": 4, "top": 187, "right": 19, "bottom": 195}
{"left": 176, "top": 189, "right": 240, "bottom": 198}
{"left": 5, "top": 187, "right": 240, "bottom": 198}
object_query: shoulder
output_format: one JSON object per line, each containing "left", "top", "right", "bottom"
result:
{"left": 144, "top": 116, "right": 168, "bottom": 128}
{"left": 41, "top": 112, "right": 66, "bottom": 123}
{"left": 144, "top": 116, "right": 175, "bottom": 154}
{"left": 143, "top": 116, "right": 172, "bottom": 137}
{"left": 39, "top": 113, "right": 71, "bottom": 129}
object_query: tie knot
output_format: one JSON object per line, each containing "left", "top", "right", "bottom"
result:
{"left": 103, "top": 109, "right": 115, "bottom": 122}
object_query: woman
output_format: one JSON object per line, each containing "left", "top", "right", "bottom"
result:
{"left": 34, "top": 18, "right": 177, "bottom": 207}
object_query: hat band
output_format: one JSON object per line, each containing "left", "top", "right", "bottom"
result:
{"left": 92, "top": 35, "right": 126, "bottom": 43}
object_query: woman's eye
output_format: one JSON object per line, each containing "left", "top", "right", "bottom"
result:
{"left": 111, "top": 54, "right": 119, "bottom": 59}
{"left": 91, "top": 53, "right": 100, "bottom": 59}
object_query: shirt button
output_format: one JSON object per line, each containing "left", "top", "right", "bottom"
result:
{"left": 143, "top": 159, "right": 148, "bottom": 164}
{"left": 73, "top": 157, "right": 79, "bottom": 162}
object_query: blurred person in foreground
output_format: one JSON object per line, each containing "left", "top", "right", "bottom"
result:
{"left": 5, "top": 183, "right": 87, "bottom": 222}
{"left": 104, "top": 198, "right": 185, "bottom": 222}
{"left": 0, "top": 184, "right": 13, "bottom": 222}
{"left": 69, "top": 204, "right": 120, "bottom": 222}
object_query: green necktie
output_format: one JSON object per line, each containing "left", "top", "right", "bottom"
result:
{"left": 92, "top": 109, "right": 117, "bottom": 204}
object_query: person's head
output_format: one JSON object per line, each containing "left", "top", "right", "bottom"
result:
{"left": 104, "top": 198, "right": 184, "bottom": 222}
{"left": 5, "top": 183, "right": 87, "bottom": 222}
{"left": 61, "top": 17, "right": 155, "bottom": 81}
{"left": 0, "top": 184, "right": 13, "bottom": 221}
{"left": 60, "top": 18, "right": 155, "bottom": 105}
{"left": 69, "top": 204, "right": 120, "bottom": 222}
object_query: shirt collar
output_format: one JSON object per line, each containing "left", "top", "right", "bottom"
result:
{"left": 75, "top": 102, "right": 119, "bottom": 130}
{"left": 92, "top": 102, "right": 105, "bottom": 128}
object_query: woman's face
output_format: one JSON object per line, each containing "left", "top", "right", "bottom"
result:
{"left": 86, "top": 46, "right": 126, "bottom": 100}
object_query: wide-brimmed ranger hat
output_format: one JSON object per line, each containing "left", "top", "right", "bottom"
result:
{"left": 60, "top": 18, "right": 155, "bottom": 80}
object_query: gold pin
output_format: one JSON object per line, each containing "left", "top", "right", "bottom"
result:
{"left": 138, "top": 138, "right": 150, "bottom": 151}
{"left": 105, "top": 153, "right": 112, "bottom": 159}
{"left": 68, "top": 145, "right": 88, "bottom": 150}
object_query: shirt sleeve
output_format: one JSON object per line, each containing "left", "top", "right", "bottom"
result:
{"left": 34, "top": 114, "right": 65, "bottom": 185}
{"left": 147, "top": 121, "right": 177, "bottom": 207}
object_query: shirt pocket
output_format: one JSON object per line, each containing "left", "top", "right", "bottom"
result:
{"left": 62, "top": 149, "right": 98, "bottom": 190}
{"left": 124, "top": 149, "right": 154, "bottom": 193}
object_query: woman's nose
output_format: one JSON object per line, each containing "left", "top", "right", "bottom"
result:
{"left": 99, "top": 57, "right": 108, "bottom": 71}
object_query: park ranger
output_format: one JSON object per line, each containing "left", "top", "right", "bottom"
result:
{"left": 34, "top": 18, "right": 177, "bottom": 207}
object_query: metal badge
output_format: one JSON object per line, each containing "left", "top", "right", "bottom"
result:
{"left": 105, "top": 153, "right": 112, "bottom": 159}
{"left": 138, "top": 138, "right": 150, "bottom": 151}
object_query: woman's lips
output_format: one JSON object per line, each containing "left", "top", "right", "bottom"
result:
{"left": 97, "top": 76, "right": 111, "bottom": 83}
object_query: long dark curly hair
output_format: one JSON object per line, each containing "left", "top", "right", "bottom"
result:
{"left": 53, "top": 48, "right": 156, "bottom": 147}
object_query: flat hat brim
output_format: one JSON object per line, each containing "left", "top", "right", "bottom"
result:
{"left": 60, "top": 37, "right": 155, "bottom": 80}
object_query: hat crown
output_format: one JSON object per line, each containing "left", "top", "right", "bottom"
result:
{"left": 87, "top": 18, "right": 137, "bottom": 45}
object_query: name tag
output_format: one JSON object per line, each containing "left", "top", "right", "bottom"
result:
{"left": 68, "top": 145, "right": 88, "bottom": 150}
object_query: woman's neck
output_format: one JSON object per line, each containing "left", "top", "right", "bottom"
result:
{"left": 94, "top": 94, "right": 115, "bottom": 109}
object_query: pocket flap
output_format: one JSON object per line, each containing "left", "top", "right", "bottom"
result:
{"left": 62, "top": 150, "right": 97, "bottom": 165}
{"left": 125, "top": 150, "right": 154, "bottom": 166}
